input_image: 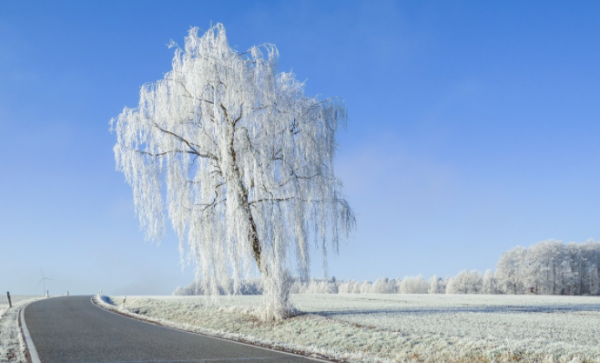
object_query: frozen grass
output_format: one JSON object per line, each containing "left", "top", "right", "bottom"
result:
{"left": 98, "top": 293, "right": 600, "bottom": 363}
{"left": 0, "top": 296, "right": 38, "bottom": 318}
{"left": 0, "top": 296, "right": 40, "bottom": 363}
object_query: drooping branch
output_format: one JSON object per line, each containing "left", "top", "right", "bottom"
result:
{"left": 248, "top": 196, "right": 350, "bottom": 206}
{"left": 150, "top": 123, "right": 219, "bottom": 161}
{"left": 136, "top": 149, "right": 205, "bottom": 158}
{"left": 174, "top": 79, "right": 215, "bottom": 105}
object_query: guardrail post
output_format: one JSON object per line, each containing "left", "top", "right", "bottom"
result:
{"left": 7, "top": 291, "right": 12, "bottom": 308}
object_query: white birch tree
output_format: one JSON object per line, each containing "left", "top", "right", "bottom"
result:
{"left": 446, "top": 270, "right": 483, "bottom": 294}
{"left": 428, "top": 275, "right": 443, "bottom": 294}
{"left": 111, "top": 24, "right": 355, "bottom": 320}
{"left": 399, "top": 275, "right": 429, "bottom": 294}
{"left": 496, "top": 246, "right": 527, "bottom": 294}
{"left": 482, "top": 269, "right": 496, "bottom": 294}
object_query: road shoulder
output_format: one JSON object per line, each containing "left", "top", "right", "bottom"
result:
{"left": 92, "top": 295, "right": 335, "bottom": 363}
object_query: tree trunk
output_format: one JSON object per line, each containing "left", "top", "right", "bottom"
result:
{"left": 226, "top": 119, "right": 263, "bottom": 273}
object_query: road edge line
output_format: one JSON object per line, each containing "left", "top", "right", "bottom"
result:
{"left": 20, "top": 304, "right": 41, "bottom": 363}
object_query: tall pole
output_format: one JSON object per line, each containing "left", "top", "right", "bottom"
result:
{"left": 6, "top": 291, "right": 12, "bottom": 308}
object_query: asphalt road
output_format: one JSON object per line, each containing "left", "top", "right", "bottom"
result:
{"left": 24, "top": 296, "right": 321, "bottom": 363}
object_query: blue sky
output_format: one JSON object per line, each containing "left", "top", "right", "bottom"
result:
{"left": 2, "top": 1, "right": 600, "bottom": 295}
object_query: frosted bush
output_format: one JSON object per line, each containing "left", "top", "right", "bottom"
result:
{"left": 337, "top": 279, "right": 356, "bottom": 294}
{"left": 359, "top": 281, "right": 374, "bottom": 294}
{"left": 174, "top": 279, "right": 263, "bottom": 295}
{"left": 372, "top": 278, "right": 398, "bottom": 294}
{"left": 428, "top": 275, "right": 445, "bottom": 294}
{"left": 482, "top": 269, "right": 497, "bottom": 294}
{"left": 399, "top": 275, "right": 428, "bottom": 294}
{"left": 446, "top": 270, "right": 483, "bottom": 294}
{"left": 289, "top": 279, "right": 339, "bottom": 294}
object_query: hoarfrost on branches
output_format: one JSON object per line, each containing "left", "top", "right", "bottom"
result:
{"left": 111, "top": 24, "right": 355, "bottom": 320}
{"left": 399, "top": 275, "right": 429, "bottom": 294}
{"left": 446, "top": 270, "right": 483, "bottom": 294}
{"left": 428, "top": 275, "right": 443, "bottom": 294}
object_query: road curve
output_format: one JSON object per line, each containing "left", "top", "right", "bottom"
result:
{"left": 24, "top": 296, "right": 320, "bottom": 363}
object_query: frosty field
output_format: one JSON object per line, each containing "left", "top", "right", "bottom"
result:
{"left": 100, "top": 293, "right": 600, "bottom": 363}
{"left": 0, "top": 295, "right": 38, "bottom": 322}
{"left": 0, "top": 295, "right": 40, "bottom": 363}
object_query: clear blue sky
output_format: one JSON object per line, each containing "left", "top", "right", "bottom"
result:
{"left": 2, "top": 1, "right": 600, "bottom": 295}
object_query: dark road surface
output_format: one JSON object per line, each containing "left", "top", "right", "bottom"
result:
{"left": 24, "top": 296, "right": 321, "bottom": 363}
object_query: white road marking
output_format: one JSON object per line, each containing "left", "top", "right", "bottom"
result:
{"left": 20, "top": 304, "right": 42, "bottom": 363}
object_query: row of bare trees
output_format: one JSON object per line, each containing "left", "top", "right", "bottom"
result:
{"left": 174, "top": 240, "right": 600, "bottom": 296}
{"left": 285, "top": 240, "right": 600, "bottom": 296}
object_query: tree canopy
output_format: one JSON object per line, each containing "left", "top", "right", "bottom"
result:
{"left": 111, "top": 24, "right": 355, "bottom": 319}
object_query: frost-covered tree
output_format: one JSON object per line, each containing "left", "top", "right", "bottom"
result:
{"left": 373, "top": 278, "right": 398, "bottom": 294}
{"left": 428, "top": 275, "right": 442, "bottom": 294}
{"left": 291, "top": 278, "right": 339, "bottom": 294}
{"left": 446, "top": 270, "right": 483, "bottom": 294}
{"left": 399, "top": 275, "right": 429, "bottom": 294}
{"left": 523, "top": 240, "right": 561, "bottom": 294}
{"left": 496, "top": 246, "right": 527, "bottom": 294}
{"left": 112, "top": 24, "right": 355, "bottom": 320}
{"left": 482, "top": 269, "right": 497, "bottom": 294}
{"left": 174, "top": 278, "right": 262, "bottom": 296}
{"left": 493, "top": 240, "right": 600, "bottom": 296}
{"left": 359, "top": 280, "right": 374, "bottom": 293}
{"left": 337, "top": 279, "right": 353, "bottom": 294}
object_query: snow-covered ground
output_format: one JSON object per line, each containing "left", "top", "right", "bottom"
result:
{"left": 0, "top": 295, "right": 38, "bottom": 315}
{"left": 0, "top": 296, "right": 40, "bottom": 363}
{"left": 98, "top": 293, "right": 600, "bottom": 363}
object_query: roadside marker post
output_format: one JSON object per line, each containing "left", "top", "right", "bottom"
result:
{"left": 6, "top": 291, "right": 12, "bottom": 308}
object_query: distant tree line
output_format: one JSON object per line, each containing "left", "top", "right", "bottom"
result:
{"left": 494, "top": 239, "right": 600, "bottom": 295}
{"left": 174, "top": 240, "right": 600, "bottom": 296}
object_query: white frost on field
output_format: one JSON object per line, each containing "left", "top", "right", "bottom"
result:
{"left": 0, "top": 296, "right": 40, "bottom": 363}
{"left": 97, "top": 293, "right": 600, "bottom": 363}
